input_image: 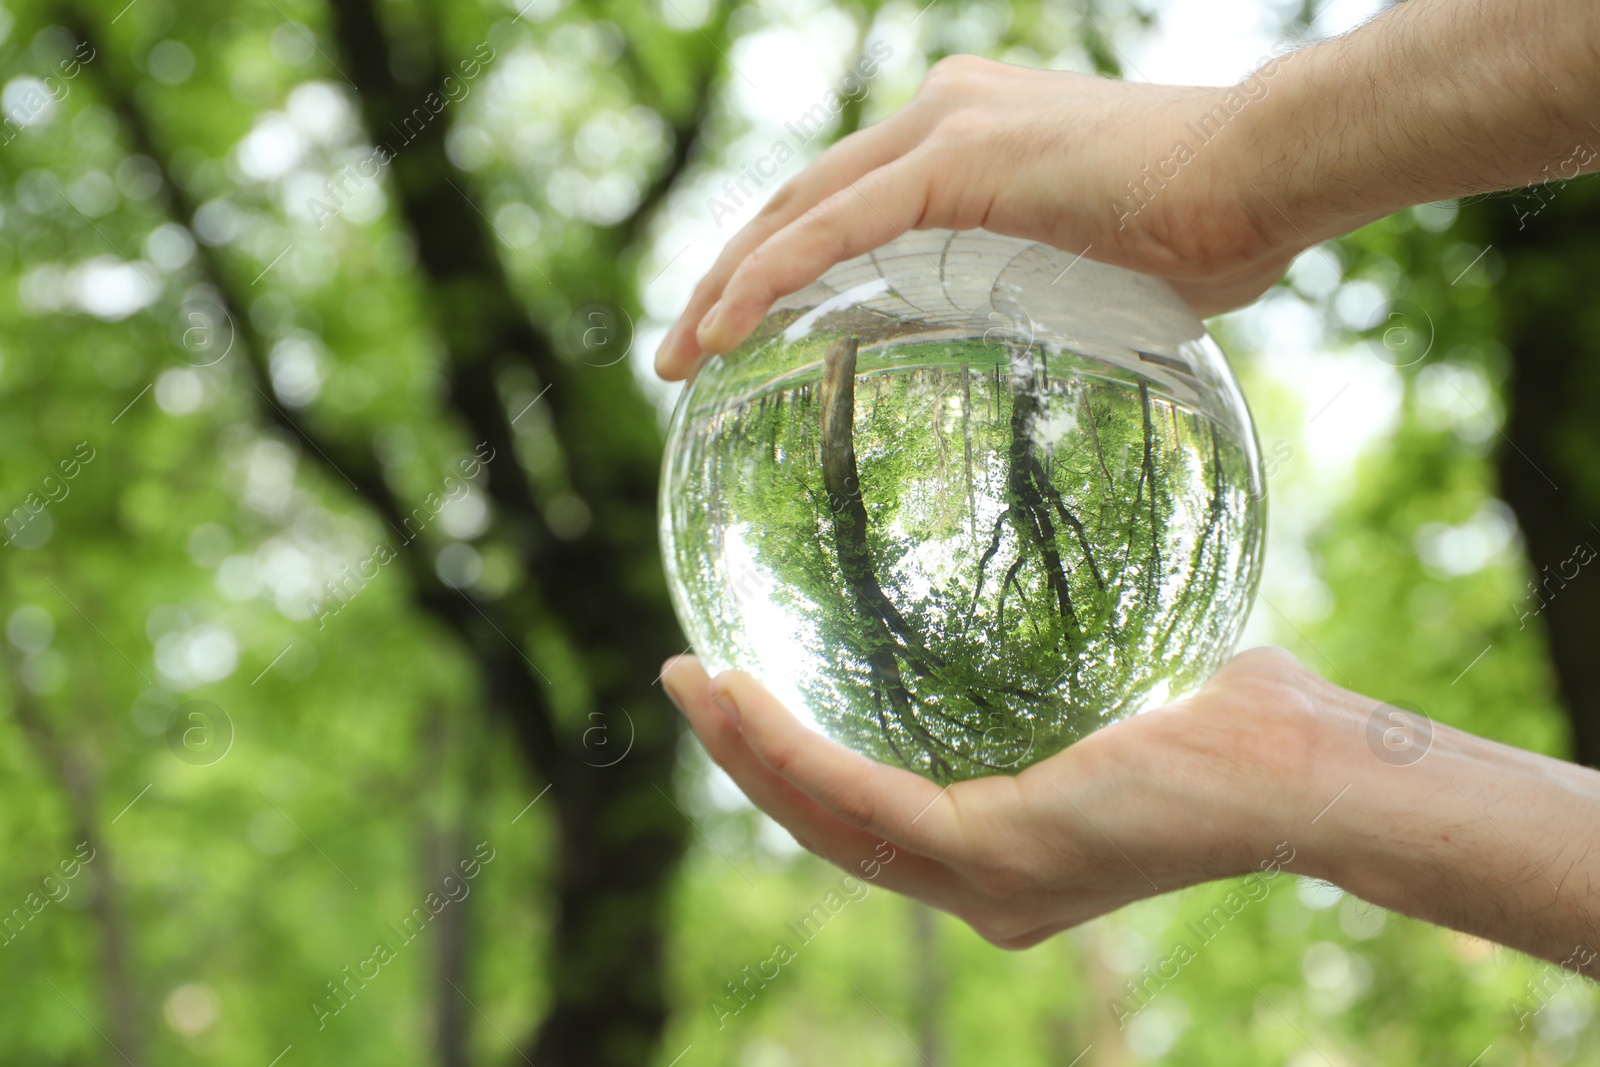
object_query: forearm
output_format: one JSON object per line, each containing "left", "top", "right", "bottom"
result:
{"left": 1239, "top": 0, "right": 1600, "bottom": 245}
{"left": 1296, "top": 685, "right": 1600, "bottom": 977}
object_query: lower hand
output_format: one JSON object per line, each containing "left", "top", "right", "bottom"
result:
{"left": 664, "top": 646, "right": 1600, "bottom": 974}
{"left": 661, "top": 647, "right": 1321, "bottom": 948}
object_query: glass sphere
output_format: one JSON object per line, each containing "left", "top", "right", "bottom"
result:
{"left": 660, "top": 229, "right": 1265, "bottom": 783}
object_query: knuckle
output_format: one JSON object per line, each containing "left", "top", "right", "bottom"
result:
{"left": 727, "top": 274, "right": 777, "bottom": 316}
{"left": 925, "top": 54, "right": 989, "bottom": 88}
{"left": 825, "top": 786, "right": 878, "bottom": 831}
{"left": 993, "top": 928, "right": 1052, "bottom": 952}
{"left": 694, "top": 725, "right": 749, "bottom": 780}
{"left": 758, "top": 737, "right": 800, "bottom": 778}
{"left": 687, "top": 273, "right": 726, "bottom": 311}
{"left": 736, "top": 241, "right": 776, "bottom": 283}
{"left": 967, "top": 913, "right": 1034, "bottom": 949}
{"left": 1215, "top": 647, "right": 1316, "bottom": 705}
{"left": 701, "top": 716, "right": 746, "bottom": 764}
{"left": 719, "top": 266, "right": 775, "bottom": 316}
{"left": 793, "top": 206, "right": 851, "bottom": 263}
{"left": 761, "top": 178, "right": 802, "bottom": 219}
{"left": 927, "top": 110, "right": 989, "bottom": 146}
{"left": 1239, "top": 644, "right": 1303, "bottom": 670}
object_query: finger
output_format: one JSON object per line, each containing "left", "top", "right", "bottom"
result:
{"left": 655, "top": 120, "right": 917, "bottom": 379}
{"left": 694, "top": 146, "right": 942, "bottom": 356}
{"left": 655, "top": 117, "right": 925, "bottom": 380}
{"left": 705, "top": 667, "right": 975, "bottom": 864}
{"left": 660, "top": 656, "right": 961, "bottom": 899}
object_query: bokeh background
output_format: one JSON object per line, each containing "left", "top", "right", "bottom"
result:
{"left": 2, "top": 0, "right": 1598, "bottom": 1063}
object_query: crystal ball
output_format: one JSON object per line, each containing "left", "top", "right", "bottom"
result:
{"left": 660, "top": 229, "right": 1265, "bottom": 783}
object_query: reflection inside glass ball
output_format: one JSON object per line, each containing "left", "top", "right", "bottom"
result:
{"left": 661, "top": 230, "right": 1265, "bottom": 783}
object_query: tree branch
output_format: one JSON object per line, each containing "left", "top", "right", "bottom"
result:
{"left": 608, "top": 0, "right": 739, "bottom": 250}
{"left": 66, "top": 13, "right": 569, "bottom": 783}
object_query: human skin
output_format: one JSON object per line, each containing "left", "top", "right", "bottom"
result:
{"left": 662, "top": 650, "right": 1600, "bottom": 974}
{"left": 654, "top": 0, "right": 1600, "bottom": 970}
{"left": 654, "top": 0, "right": 1600, "bottom": 379}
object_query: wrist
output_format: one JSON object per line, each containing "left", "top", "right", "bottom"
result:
{"left": 1287, "top": 684, "right": 1431, "bottom": 897}
{"left": 1295, "top": 684, "right": 1600, "bottom": 971}
{"left": 1123, "top": 650, "right": 1332, "bottom": 886}
{"left": 1211, "top": 54, "right": 1314, "bottom": 258}
{"left": 1224, "top": 44, "right": 1391, "bottom": 254}
{"left": 1160, "top": 75, "right": 1319, "bottom": 287}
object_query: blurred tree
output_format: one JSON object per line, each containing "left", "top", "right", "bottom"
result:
{"left": 3, "top": 652, "right": 140, "bottom": 1061}
{"left": 2, "top": 0, "right": 1595, "bottom": 1064}
{"left": 1466, "top": 177, "right": 1600, "bottom": 769}
{"left": 59, "top": 0, "right": 735, "bottom": 1060}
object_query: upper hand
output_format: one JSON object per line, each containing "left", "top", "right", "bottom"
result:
{"left": 655, "top": 55, "right": 1304, "bottom": 381}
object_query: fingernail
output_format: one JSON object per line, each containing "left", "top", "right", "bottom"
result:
{"left": 710, "top": 688, "right": 741, "bottom": 727}
{"left": 656, "top": 324, "right": 681, "bottom": 367}
{"left": 696, "top": 301, "right": 725, "bottom": 350}
{"left": 661, "top": 661, "right": 686, "bottom": 712}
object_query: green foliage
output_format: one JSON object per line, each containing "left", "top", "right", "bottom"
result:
{"left": 665, "top": 331, "right": 1261, "bottom": 782}
{"left": 0, "top": 0, "right": 1595, "bottom": 1063}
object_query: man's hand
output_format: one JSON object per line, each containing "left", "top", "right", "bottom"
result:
{"left": 657, "top": 0, "right": 1600, "bottom": 382}
{"left": 657, "top": 0, "right": 1600, "bottom": 970}
{"left": 654, "top": 57, "right": 1303, "bottom": 381}
{"left": 662, "top": 649, "right": 1600, "bottom": 973}
{"left": 662, "top": 648, "right": 1322, "bottom": 947}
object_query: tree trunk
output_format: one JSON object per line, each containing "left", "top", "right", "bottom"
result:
{"left": 70, "top": 1, "right": 695, "bottom": 1059}
{"left": 422, "top": 710, "right": 473, "bottom": 1067}
{"left": 3, "top": 655, "right": 140, "bottom": 1062}
{"left": 819, "top": 337, "right": 949, "bottom": 776}
{"left": 909, "top": 902, "right": 945, "bottom": 1066}
{"left": 315, "top": 4, "right": 693, "bottom": 1059}
{"left": 1473, "top": 183, "right": 1600, "bottom": 768}
{"left": 431, "top": 820, "right": 471, "bottom": 1067}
